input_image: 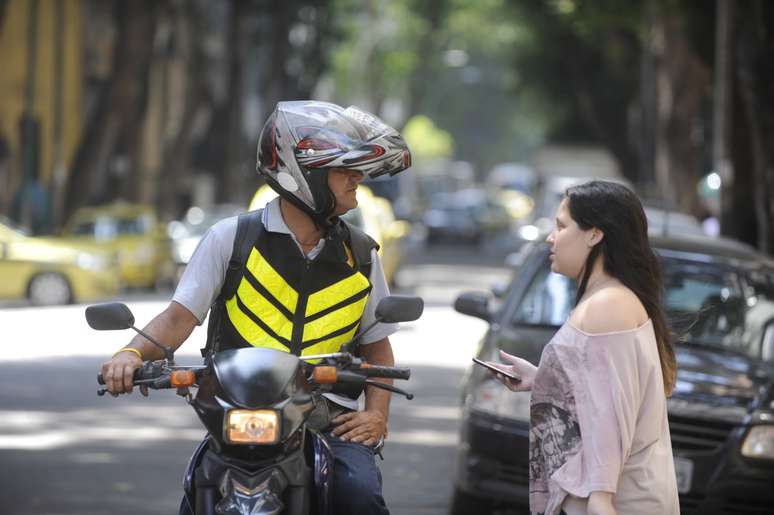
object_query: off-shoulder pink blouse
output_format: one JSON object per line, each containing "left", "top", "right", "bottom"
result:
{"left": 528, "top": 320, "right": 680, "bottom": 515}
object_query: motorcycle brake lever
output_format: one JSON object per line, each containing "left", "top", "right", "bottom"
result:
{"left": 364, "top": 379, "right": 414, "bottom": 400}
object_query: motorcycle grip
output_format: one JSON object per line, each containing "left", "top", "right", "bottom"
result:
{"left": 358, "top": 365, "right": 411, "bottom": 380}
{"left": 97, "top": 367, "right": 144, "bottom": 385}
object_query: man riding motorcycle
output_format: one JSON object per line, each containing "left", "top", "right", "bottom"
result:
{"left": 101, "top": 100, "right": 412, "bottom": 515}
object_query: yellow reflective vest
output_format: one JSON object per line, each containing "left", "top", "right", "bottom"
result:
{"left": 212, "top": 217, "right": 374, "bottom": 360}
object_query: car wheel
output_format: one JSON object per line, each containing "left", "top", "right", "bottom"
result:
{"left": 28, "top": 273, "right": 73, "bottom": 306}
{"left": 449, "top": 487, "right": 493, "bottom": 515}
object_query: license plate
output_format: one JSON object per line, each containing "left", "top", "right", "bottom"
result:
{"left": 674, "top": 456, "right": 693, "bottom": 494}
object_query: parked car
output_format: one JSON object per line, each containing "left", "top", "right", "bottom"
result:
{"left": 452, "top": 234, "right": 774, "bottom": 515}
{"left": 644, "top": 206, "right": 706, "bottom": 237}
{"left": 486, "top": 163, "right": 537, "bottom": 223}
{"left": 341, "top": 187, "right": 410, "bottom": 285}
{"left": 518, "top": 191, "right": 702, "bottom": 243}
{"left": 249, "top": 184, "right": 410, "bottom": 285}
{"left": 167, "top": 204, "right": 244, "bottom": 280}
{"left": 0, "top": 217, "right": 119, "bottom": 305}
{"left": 62, "top": 202, "right": 175, "bottom": 290}
{"left": 424, "top": 189, "right": 511, "bottom": 245}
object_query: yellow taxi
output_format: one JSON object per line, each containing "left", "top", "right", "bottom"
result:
{"left": 62, "top": 202, "right": 175, "bottom": 290}
{"left": 248, "top": 184, "right": 410, "bottom": 285}
{"left": 0, "top": 217, "right": 119, "bottom": 305}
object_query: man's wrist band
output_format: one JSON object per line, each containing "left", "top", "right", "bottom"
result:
{"left": 113, "top": 347, "right": 143, "bottom": 360}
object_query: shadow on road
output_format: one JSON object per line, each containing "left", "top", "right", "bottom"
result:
{"left": 0, "top": 359, "right": 479, "bottom": 515}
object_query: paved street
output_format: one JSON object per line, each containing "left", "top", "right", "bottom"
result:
{"left": 0, "top": 242, "right": 514, "bottom": 515}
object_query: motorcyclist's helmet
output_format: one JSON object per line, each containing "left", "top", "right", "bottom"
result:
{"left": 256, "top": 100, "right": 412, "bottom": 225}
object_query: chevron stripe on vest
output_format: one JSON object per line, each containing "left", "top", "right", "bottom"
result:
{"left": 218, "top": 221, "right": 372, "bottom": 361}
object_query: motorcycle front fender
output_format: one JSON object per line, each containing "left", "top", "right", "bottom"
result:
{"left": 180, "top": 434, "right": 212, "bottom": 515}
{"left": 310, "top": 429, "right": 335, "bottom": 515}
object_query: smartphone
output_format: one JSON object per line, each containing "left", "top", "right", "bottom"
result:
{"left": 472, "top": 357, "right": 521, "bottom": 382}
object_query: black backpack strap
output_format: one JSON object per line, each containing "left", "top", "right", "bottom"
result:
{"left": 341, "top": 219, "right": 379, "bottom": 279}
{"left": 202, "top": 209, "right": 264, "bottom": 356}
{"left": 220, "top": 208, "right": 265, "bottom": 302}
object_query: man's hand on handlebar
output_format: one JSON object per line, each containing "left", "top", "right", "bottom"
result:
{"left": 100, "top": 351, "right": 146, "bottom": 396}
{"left": 331, "top": 410, "right": 387, "bottom": 447}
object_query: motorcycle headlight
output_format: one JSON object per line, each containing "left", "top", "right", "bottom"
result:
{"left": 225, "top": 410, "right": 280, "bottom": 445}
{"left": 741, "top": 425, "right": 774, "bottom": 460}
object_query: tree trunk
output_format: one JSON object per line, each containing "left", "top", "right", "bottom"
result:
{"left": 217, "top": 0, "right": 249, "bottom": 203}
{"left": 733, "top": 0, "right": 774, "bottom": 254}
{"left": 649, "top": 4, "right": 710, "bottom": 214}
{"left": 157, "top": 0, "right": 211, "bottom": 219}
{"left": 407, "top": 0, "right": 445, "bottom": 118}
{"left": 64, "top": 0, "right": 157, "bottom": 217}
{"left": 713, "top": 0, "right": 734, "bottom": 227}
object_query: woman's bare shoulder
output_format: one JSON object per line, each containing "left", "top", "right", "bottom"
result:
{"left": 570, "top": 287, "right": 649, "bottom": 335}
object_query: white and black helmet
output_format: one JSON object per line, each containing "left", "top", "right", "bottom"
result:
{"left": 257, "top": 100, "right": 411, "bottom": 224}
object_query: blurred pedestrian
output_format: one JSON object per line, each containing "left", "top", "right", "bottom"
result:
{"left": 487, "top": 180, "right": 679, "bottom": 515}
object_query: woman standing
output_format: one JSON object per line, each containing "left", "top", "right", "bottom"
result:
{"left": 489, "top": 181, "right": 680, "bottom": 515}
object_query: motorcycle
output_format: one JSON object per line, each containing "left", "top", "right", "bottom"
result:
{"left": 88, "top": 294, "right": 423, "bottom": 515}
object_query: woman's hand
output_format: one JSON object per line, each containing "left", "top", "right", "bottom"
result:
{"left": 488, "top": 350, "right": 537, "bottom": 392}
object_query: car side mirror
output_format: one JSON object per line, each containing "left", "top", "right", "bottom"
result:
{"left": 491, "top": 283, "right": 507, "bottom": 299}
{"left": 85, "top": 302, "right": 135, "bottom": 330}
{"left": 762, "top": 322, "right": 774, "bottom": 362}
{"left": 454, "top": 292, "right": 491, "bottom": 322}
{"left": 375, "top": 295, "right": 424, "bottom": 323}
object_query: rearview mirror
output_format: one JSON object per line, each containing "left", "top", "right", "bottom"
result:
{"left": 375, "top": 295, "right": 424, "bottom": 323}
{"left": 85, "top": 302, "right": 135, "bottom": 330}
{"left": 454, "top": 292, "right": 491, "bottom": 322}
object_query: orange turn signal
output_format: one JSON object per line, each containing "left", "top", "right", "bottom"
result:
{"left": 170, "top": 370, "right": 196, "bottom": 387}
{"left": 312, "top": 366, "right": 337, "bottom": 384}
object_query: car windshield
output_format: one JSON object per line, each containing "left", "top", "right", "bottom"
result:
{"left": 174, "top": 205, "right": 245, "bottom": 238}
{"left": 509, "top": 253, "right": 774, "bottom": 360}
{"left": 71, "top": 215, "right": 152, "bottom": 239}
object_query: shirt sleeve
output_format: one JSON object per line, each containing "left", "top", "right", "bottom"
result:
{"left": 551, "top": 333, "right": 642, "bottom": 496}
{"left": 358, "top": 249, "right": 399, "bottom": 345}
{"left": 171, "top": 217, "right": 237, "bottom": 324}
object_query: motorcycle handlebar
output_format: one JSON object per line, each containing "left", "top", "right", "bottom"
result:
{"left": 356, "top": 364, "right": 411, "bottom": 380}
{"left": 97, "top": 362, "right": 161, "bottom": 385}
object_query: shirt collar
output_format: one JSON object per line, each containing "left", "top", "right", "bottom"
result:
{"left": 262, "top": 197, "right": 327, "bottom": 257}
{"left": 262, "top": 197, "right": 292, "bottom": 234}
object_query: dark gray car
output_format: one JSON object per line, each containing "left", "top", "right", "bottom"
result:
{"left": 451, "top": 235, "right": 774, "bottom": 515}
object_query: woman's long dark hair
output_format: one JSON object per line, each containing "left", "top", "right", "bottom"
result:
{"left": 565, "top": 180, "right": 676, "bottom": 396}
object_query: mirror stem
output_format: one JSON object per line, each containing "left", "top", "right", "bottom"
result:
{"left": 341, "top": 317, "right": 382, "bottom": 354}
{"left": 132, "top": 325, "right": 174, "bottom": 362}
